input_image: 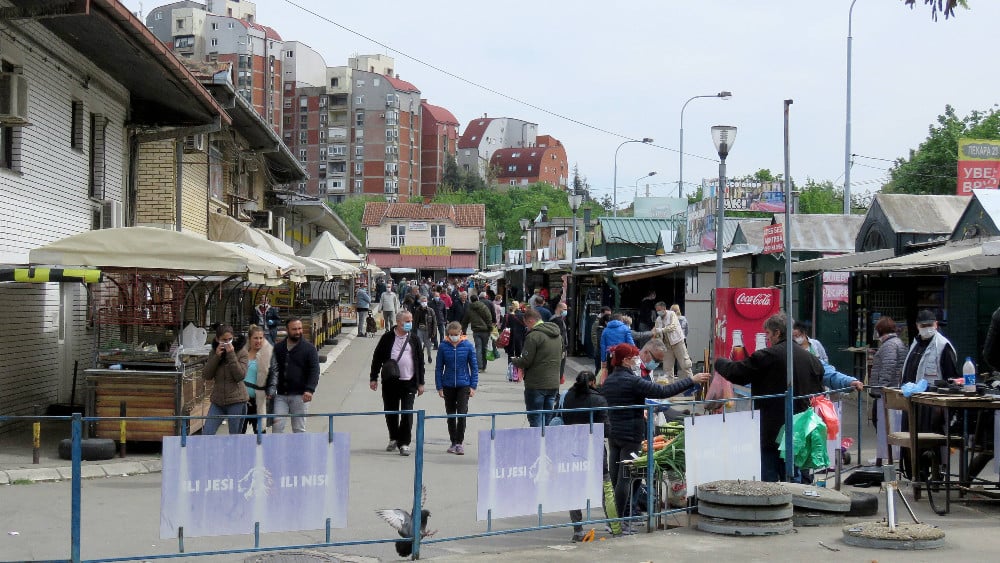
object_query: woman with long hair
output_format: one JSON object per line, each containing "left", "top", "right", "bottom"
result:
{"left": 241, "top": 324, "right": 277, "bottom": 434}
{"left": 203, "top": 325, "right": 249, "bottom": 435}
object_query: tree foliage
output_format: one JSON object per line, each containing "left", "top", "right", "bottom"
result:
{"left": 904, "top": 0, "right": 966, "bottom": 20}
{"left": 329, "top": 195, "right": 385, "bottom": 249}
{"left": 798, "top": 179, "right": 844, "bottom": 214}
{"left": 883, "top": 105, "right": 1000, "bottom": 195}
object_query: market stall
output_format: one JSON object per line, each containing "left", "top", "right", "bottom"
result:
{"left": 29, "top": 227, "right": 287, "bottom": 440}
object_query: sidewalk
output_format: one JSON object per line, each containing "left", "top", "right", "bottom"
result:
{"left": 0, "top": 332, "right": 358, "bottom": 485}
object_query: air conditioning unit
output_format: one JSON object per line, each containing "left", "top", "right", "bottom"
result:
{"left": 0, "top": 73, "right": 29, "bottom": 125}
{"left": 100, "top": 199, "right": 123, "bottom": 229}
{"left": 182, "top": 133, "right": 205, "bottom": 152}
{"left": 250, "top": 210, "right": 273, "bottom": 230}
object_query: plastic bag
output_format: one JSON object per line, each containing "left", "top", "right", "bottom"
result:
{"left": 507, "top": 362, "right": 523, "bottom": 383}
{"left": 490, "top": 326, "right": 500, "bottom": 340}
{"left": 901, "top": 378, "right": 928, "bottom": 397}
{"left": 810, "top": 394, "right": 840, "bottom": 440}
{"left": 486, "top": 347, "right": 498, "bottom": 362}
{"left": 496, "top": 327, "right": 511, "bottom": 348}
{"left": 776, "top": 409, "right": 830, "bottom": 470}
{"left": 704, "top": 375, "right": 735, "bottom": 413}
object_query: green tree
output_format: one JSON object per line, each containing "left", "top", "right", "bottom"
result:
{"left": 797, "top": 179, "right": 843, "bottom": 214}
{"left": 883, "top": 105, "right": 1000, "bottom": 195}
{"left": 904, "top": 0, "right": 967, "bottom": 20}
{"left": 329, "top": 195, "right": 384, "bottom": 250}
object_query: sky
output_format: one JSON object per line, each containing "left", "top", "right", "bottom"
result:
{"left": 124, "top": 0, "right": 998, "bottom": 205}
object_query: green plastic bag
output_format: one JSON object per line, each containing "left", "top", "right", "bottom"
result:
{"left": 485, "top": 347, "right": 498, "bottom": 362}
{"left": 776, "top": 409, "right": 829, "bottom": 470}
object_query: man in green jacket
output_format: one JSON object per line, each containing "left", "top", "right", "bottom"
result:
{"left": 512, "top": 307, "right": 563, "bottom": 427}
{"left": 462, "top": 293, "right": 495, "bottom": 372}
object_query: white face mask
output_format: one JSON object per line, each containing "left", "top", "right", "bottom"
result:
{"left": 919, "top": 327, "right": 936, "bottom": 339}
{"left": 794, "top": 336, "right": 806, "bottom": 345}
{"left": 448, "top": 335, "right": 461, "bottom": 343}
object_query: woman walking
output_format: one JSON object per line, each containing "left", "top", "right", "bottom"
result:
{"left": 203, "top": 325, "right": 249, "bottom": 435}
{"left": 240, "top": 325, "right": 276, "bottom": 434}
{"left": 435, "top": 321, "right": 479, "bottom": 455}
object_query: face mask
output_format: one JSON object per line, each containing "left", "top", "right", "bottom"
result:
{"left": 644, "top": 358, "right": 660, "bottom": 371}
{"left": 420, "top": 301, "right": 428, "bottom": 307}
{"left": 658, "top": 310, "right": 667, "bottom": 317}
{"left": 919, "top": 327, "right": 936, "bottom": 339}
{"left": 793, "top": 336, "right": 806, "bottom": 345}
{"left": 448, "top": 335, "right": 461, "bottom": 343}
{"left": 561, "top": 310, "right": 568, "bottom": 317}
{"left": 403, "top": 322, "right": 413, "bottom": 332}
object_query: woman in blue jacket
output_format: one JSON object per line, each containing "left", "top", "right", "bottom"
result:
{"left": 436, "top": 321, "right": 479, "bottom": 455}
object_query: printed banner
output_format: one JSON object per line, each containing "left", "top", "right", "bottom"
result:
{"left": 160, "top": 433, "right": 350, "bottom": 538}
{"left": 684, "top": 410, "right": 761, "bottom": 492}
{"left": 762, "top": 223, "right": 784, "bottom": 254}
{"left": 477, "top": 425, "right": 604, "bottom": 520}
{"left": 957, "top": 138, "right": 1000, "bottom": 195}
{"left": 400, "top": 245, "right": 452, "bottom": 256}
{"left": 822, "top": 283, "right": 850, "bottom": 313}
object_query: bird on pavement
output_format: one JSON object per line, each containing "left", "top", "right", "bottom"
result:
{"left": 375, "top": 485, "right": 437, "bottom": 557}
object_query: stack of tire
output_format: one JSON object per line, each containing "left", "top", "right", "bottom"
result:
{"left": 782, "top": 483, "right": 851, "bottom": 527}
{"left": 696, "top": 480, "right": 794, "bottom": 536}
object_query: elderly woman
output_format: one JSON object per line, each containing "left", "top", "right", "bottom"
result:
{"left": 203, "top": 325, "right": 249, "bottom": 435}
{"left": 869, "top": 316, "right": 907, "bottom": 465}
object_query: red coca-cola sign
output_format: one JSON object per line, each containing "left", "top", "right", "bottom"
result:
{"left": 732, "top": 289, "right": 775, "bottom": 320}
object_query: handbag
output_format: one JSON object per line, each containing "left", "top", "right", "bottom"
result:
{"left": 497, "top": 327, "right": 511, "bottom": 348}
{"left": 380, "top": 338, "right": 409, "bottom": 382}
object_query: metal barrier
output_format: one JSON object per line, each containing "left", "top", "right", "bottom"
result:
{"left": 0, "top": 386, "right": 863, "bottom": 562}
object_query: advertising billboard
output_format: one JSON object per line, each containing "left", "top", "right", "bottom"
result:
{"left": 957, "top": 138, "right": 1000, "bottom": 195}
{"left": 703, "top": 178, "right": 786, "bottom": 212}
{"left": 713, "top": 287, "right": 782, "bottom": 363}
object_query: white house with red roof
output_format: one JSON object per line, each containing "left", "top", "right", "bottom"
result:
{"left": 457, "top": 117, "right": 538, "bottom": 181}
{"left": 362, "top": 203, "right": 486, "bottom": 277}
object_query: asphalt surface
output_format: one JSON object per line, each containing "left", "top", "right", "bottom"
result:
{"left": 2, "top": 330, "right": 1000, "bottom": 562}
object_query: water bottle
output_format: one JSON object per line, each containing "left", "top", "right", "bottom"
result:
{"left": 963, "top": 357, "right": 977, "bottom": 393}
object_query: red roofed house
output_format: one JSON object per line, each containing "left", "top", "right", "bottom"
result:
{"left": 362, "top": 203, "right": 486, "bottom": 278}
{"left": 490, "top": 134, "right": 569, "bottom": 189}
{"left": 420, "top": 100, "right": 460, "bottom": 199}
{"left": 457, "top": 117, "right": 537, "bottom": 181}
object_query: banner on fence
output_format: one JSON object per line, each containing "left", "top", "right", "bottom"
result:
{"left": 477, "top": 424, "right": 604, "bottom": 520}
{"left": 160, "top": 433, "right": 350, "bottom": 538}
{"left": 683, "top": 410, "right": 761, "bottom": 493}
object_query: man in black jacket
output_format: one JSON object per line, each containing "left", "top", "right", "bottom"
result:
{"left": 448, "top": 291, "right": 469, "bottom": 324}
{"left": 714, "top": 313, "right": 824, "bottom": 482}
{"left": 270, "top": 318, "right": 320, "bottom": 433}
{"left": 370, "top": 311, "right": 426, "bottom": 456}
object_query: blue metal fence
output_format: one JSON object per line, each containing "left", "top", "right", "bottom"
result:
{"left": 0, "top": 387, "right": 862, "bottom": 562}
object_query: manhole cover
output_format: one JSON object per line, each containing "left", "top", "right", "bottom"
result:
{"left": 245, "top": 550, "right": 346, "bottom": 563}
{"left": 842, "top": 521, "right": 945, "bottom": 550}
{"left": 793, "top": 510, "right": 845, "bottom": 527}
{"left": 697, "top": 516, "right": 793, "bottom": 536}
{"left": 781, "top": 483, "right": 851, "bottom": 512}
{"left": 698, "top": 500, "right": 793, "bottom": 521}
{"left": 697, "top": 480, "right": 792, "bottom": 506}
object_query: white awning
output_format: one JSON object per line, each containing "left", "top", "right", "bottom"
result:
{"left": 791, "top": 249, "right": 895, "bottom": 273}
{"left": 608, "top": 250, "right": 751, "bottom": 283}
{"left": 846, "top": 239, "right": 1000, "bottom": 273}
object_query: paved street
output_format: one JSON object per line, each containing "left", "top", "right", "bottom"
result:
{"left": 2, "top": 333, "right": 1000, "bottom": 562}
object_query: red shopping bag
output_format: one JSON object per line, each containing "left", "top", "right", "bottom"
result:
{"left": 810, "top": 394, "right": 840, "bottom": 440}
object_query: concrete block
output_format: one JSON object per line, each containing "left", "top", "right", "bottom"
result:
{"left": 141, "top": 459, "right": 163, "bottom": 473}
{"left": 101, "top": 461, "right": 147, "bottom": 476}
{"left": 57, "top": 465, "right": 107, "bottom": 480}
{"left": 0, "top": 471, "right": 9, "bottom": 485}
{"left": 6, "top": 467, "right": 62, "bottom": 483}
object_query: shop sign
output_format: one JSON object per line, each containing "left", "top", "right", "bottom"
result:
{"left": 732, "top": 288, "right": 775, "bottom": 320}
{"left": 957, "top": 138, "right": 1000, "bottom": 195}
{"left": 408, "top": 221, "right": 429, "bottom": 231}
{"left": 399, "top": 245, "right": 451, "bottom": 256}
{"left": 762, "top": 223, "right": 784, "bottom": 254}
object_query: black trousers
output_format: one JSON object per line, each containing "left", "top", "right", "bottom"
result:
{"left": 382, "top": 378, "right": 417, "bottom": 446}
{"left": 608, "top": 438, "right": 642, "bottom": 518}
{"left": 442, "top": 386, "right": 471, "bottom": 444}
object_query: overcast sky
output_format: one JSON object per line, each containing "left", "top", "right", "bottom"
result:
{"left": 126, "top": 0, "right": 997, "bottom": 204}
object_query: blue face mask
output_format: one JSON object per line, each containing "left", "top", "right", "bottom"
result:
{"left": 402, "top": 322, "right": 413, "bottom": 332}
{"left": 644, "top": 359, "right": 660, "bottom": 371}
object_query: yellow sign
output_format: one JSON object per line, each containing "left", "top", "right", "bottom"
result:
{"left": 399, "top": 246, "right": 451, "bottom": 256}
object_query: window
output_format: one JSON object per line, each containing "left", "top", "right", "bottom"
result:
{"left": 155, "top": 11, "right": 162, "bottom": 20}
{"left": 176, "top": 19, "right": 184, "bottom": 29}
{"left": 228, "top": 22, "right": 234, "bottom": 29}
{"left": 509, "top": 180, "right": 516, "bottom": 185}
{"left": 354, "top": 128, "right": 364, "bottom": 141}
{"left": 331, "top": 144, "right": 346, "bottom": 155}
{"left": 330, "top": 179, "right": 344, "bottom": 191}
{"left": 284, "top": 82, "right": 292, "bottom": 91}
{"left": 320, "top": 148, "right": 327, "bottom": 160}
{"left": 238, "top": 54, "right": 249, "bottom": 68}
{"left": 511, "top": 152, "right": 521, "bottom": 158}
{"left": 527, "top": 164, "right": 533, "bottom": 172}
{"left": 299, "top": 115, "right": 308, "bottom": 127}
{"left": 507, "top": 165, "right": 517, "bottom": 172}
{"left": 330, "top": 77, "right": 339, "bottom": 88}
{"left": 385, "top": 181, "right": 399, "bottom": 196}
{"left": 283, "top": 116, "right": 292, "bottom": 126}
{"left": 88, "top": 114, "right": 106, "bottom": 198}
{"left": 318, "top": 181, "right": 327, "bottom": 195}
{"left": 355, "top": 145, "right": 364, "bottom": 157}
{"left": 385, "top": 129, "right": 398, "bottom": 143}
{"left": 386, "top": 110, "right": 398, "bottom": 126}
{"left": 521, "top": 179, "right": 529, "bottom": 185}
{"left": 431, "top": 224, "right": 446, "bottom": 246}
{"left": 355, "top": 94, "right": 364, "bottom": 105}
{"left": 385, "top": 163, "right": 398, "bottom": 176}
{"left": 355, "top": 110, "right": 364, "bottom": 126}
{"left": 354, "top": 162, "right": 363, "bottom": 174}
{"left": 283, "top": 99, "right": 291, "bottom": 108}
{"left": 210, "top": 22, "right": 218, "bottom": 30}
{"left": 285, "top": 50, "right": 294, "bottom": 58}
{"left": 319, "top": 96, "right": 328, "bottom": 107}
{"left": 173, "top": 36, "right": 194, "bottom": 48}
{"left": 356, "top": 79, "right": 365, "bottom": 87}
{"left": 300, "top": 97, "right": 308, "bottom": 109}
{"left": 299, "top": 131, "right": 307, "bottom": 142}
{"left": 210, "top": 38, "right": 219, "bottom": 47}
{"left": 299, "top": 149, "right": 307, "bottom": 162}
{"left": 354, "top": 179, "right": 363, "bottom": 192}
{"left": 298, "top": 183, "right": 306, "bottom": 193}
{"left": 319, "top": 130, "right": 327, "bottom": 142}
{"left": 70, "top": 100, "right": 84, "bottom": 149}
{"left": 373, "top": 77, "right": 380, "bottom": 87}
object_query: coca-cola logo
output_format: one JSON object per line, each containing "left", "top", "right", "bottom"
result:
{"left": 732, "top": 289, "right": 777, "bottom": 320}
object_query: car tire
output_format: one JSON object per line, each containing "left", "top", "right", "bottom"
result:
{"left": 57, "top": 438, "right": 116, "bottom": 461}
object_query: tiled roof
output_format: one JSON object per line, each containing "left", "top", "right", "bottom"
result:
{"left": 421, "top": 101, "right": 459, "bottom": 126}
{"left": 362, "top": 203, "right": 486, "bottom": 228}
{"left": 490, "top": 141, "right": 565, "bottom": 179}
{"left": 458, "top": 117, "right": 494, "bottom": 149}
{"left": 243, "top": 20, "right": 282, "bottom": 41}
{"left": 384, "top": 74, "right": 420, "bottom": 93}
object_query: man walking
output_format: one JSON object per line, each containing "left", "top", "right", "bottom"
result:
{"left": 255, "top": 297, "right": 281, "bottom": 345}
{"left": 356, "top": 285, "right": 372, "bottom": 337}
{"left": 412, "top": 295, "right": 438, "bottom": 364}
{"left": 370, "top": 311, "right": 425, "bottom": 456}
{"left": 380, "top": 287, "right": 400, "bottom": 332}
{"left": 462, "top": 293, "right": 495, "bottom": 372}
{"left": 270, "top": 318, "right": 320, "bottom": 433}
{"left": 449, "top": 291, "right": 469, "bottom": 324}
{"left": 512, "top": 307, "right": 562, "bottom": 427}
{"left": 430, "top": 289, "right": 448, "bottom": 348}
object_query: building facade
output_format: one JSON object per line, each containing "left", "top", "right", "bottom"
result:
{"left": 419, "top": 100, "right": 459, "bottom": 200}
{"left": 362, "top": 203, "right": 485, "bottom": 277}
{"left": 490, "top": 134, "right": 568, "bottom": 189}
{"left": 457, "top": 117, "right": 538, "bottom": 181}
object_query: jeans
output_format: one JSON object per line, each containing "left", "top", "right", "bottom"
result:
{"left": 203, "top": 402, "right": 247, "bottom": 436}
{"left": 357, "top": 308, "right": 369, "bottom": 335}
{"left": 435, "top": 318, "right": 445, "bottom": 346}
{"left": 382, "top": 379, "right": 417, "bottom": 446}
{"left": 760, "top": 446, "right": 786, "bottom": 482}
{"left": 609, "top": 438, "right": 642, "bottom": 518}
{"left": 271, "top": 393, "right": 309, "bottom": 433}
{"left": 418, "top": 327, "right": 433, "bottom": 361}
{"left": 443, "top": 386, "right": 471, "bottom": 444}
{"left": 382, "top": 310, "right": 396, "bottom": 331}
{"left": 473, "top": 331, "right": 491, "bottom": 370}
{"left": 523, "top": 388, "right": 559, "bottom": 428}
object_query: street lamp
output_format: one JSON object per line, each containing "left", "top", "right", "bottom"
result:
{"left": 497, "top": 230, "right": 506, "bottom": 269}
{"left": 633, "top": 171, "right": 657, "bottom": 201}
{"left": 711, "top": 126, "right": 737, "bottom": 299}
{"left": 679, "top": 91, "right": 732, "bottom": 198}
{"left": 568, "top": 194, "right": 583, "bottom": 272}
{"left": 568, "top": 193, "right": 583, "bottom": 355}
{"left": 613, "top": 137, "right": 653, "bottom": 217}
{"left": 519, "top": 218, "right": 530, "bottom": 297}
{"left": 844, "top": 0, "right": 858, "bottom": 215}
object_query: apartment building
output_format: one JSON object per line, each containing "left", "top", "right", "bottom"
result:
{"left": 420, "top": 100, "right": 460, "bottom": 199}
{"left": 490, "top": 134, "right": 569, "bottom": 189}
{"left": 457, "top": 117, "right": 538, "bottom": 181}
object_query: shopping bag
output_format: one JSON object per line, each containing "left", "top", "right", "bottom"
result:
{"left": 810, "top": 394, "right": 840, "bottom": 440}
{"left": 486, "top": 347, "right": 498, "bottom": 362}
{"left": 490, "top": 326, "right": 500, "bottom": 341}
{"left": 506, "top": 362, "right": 523, "bottom": 383}
{"left": 776, "top": 409, "right": 829, "bottom": 469}
{"left": 704, "top": 375, "right": 735, "bottom": 413}
{"left": 496, "top": 327, "right": 511, "bottom": 348}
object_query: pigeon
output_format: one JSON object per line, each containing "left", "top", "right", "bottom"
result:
{"left": 375, "top": 485, "right": 437, "bottom": 557}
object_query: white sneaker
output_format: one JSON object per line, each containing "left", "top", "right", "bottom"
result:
{"left": 386, "top": 440, "right": 397, "bottom": 452}
{"left": 399, "top": 445, "right": 411, "bottom": 456}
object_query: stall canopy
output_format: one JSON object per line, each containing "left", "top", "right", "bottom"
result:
{"left": 299, "top": 231, "right": 362, "bottom": 264}
{"left": 601, "top": 250, "right": 752, "bottom": 283}
{"left": 791, "top": 248, "right": 894, "bottom": 273}
{"left": 846, "top": 237, "right": 1000, "bottom": 274}
{"left": 29, "top": 227, "right": 287, "bottom": 285}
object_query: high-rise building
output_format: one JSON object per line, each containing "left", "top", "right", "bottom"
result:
{"left": 420, "top": 100, "right": 460, "bottom": 200}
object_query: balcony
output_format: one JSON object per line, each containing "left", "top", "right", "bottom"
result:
{"left": 390, "top": 235, "right": 405, "bottom": 247}
{"left": 431, "top": 237, "right": 446, "bottom": 246}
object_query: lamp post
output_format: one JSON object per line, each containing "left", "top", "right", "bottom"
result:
{"left": 633, "top": 171, "right": 657, "bottom": 202}
{"left": 613, "top": 137, "right": 653, "bottom": 217}
{"left": 711, "top": 125, "right": 737, "bottom": 307}
{"left": 568, "top": 193, "right": 583, "bottom": 355}
{"left": 679, "top": 91, "right": 732, "bottom": 198}
{"left": 519, "top": 218, "right": 530, "bottom": 297}
{"left": 844, "top": 0, "right": 858, "bottom": 215}
{"left": 568, "top": 194, "right": 583, "bottom": 272}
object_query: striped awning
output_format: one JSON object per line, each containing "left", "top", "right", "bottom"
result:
{"left": 0, "top": 267, "right": 102, "bottom": 283}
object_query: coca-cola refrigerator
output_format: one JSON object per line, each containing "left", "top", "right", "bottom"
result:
{"left": 713, "top": 288, "right": 782, "bottom": 362}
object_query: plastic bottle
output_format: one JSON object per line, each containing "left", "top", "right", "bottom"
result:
{"left": 963, "top": 357, "right": 977, "bottom": 393}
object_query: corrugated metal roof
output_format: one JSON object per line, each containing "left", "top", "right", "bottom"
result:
{"left": 972, "top": 189, "right": 1000, "bottom": 223}
{"left": 728, "top": 218, "right": 770, "bottom": 248}
{"left": 874, "top": 194, "right": 968, "bottom": 234}
{"left": 773, "top": 214, "right": 865, "bottom": 252}
{"left": 791, "top": 248, "right": 895, "bottom": 273}
{"left": 601, "top": 218, "right": 682, "bottom": 245}
{"left": 849, "top": 237, "right": 1000, "bottom": 273}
